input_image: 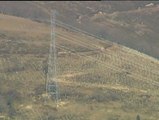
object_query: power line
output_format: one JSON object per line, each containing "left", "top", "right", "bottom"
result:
{"left": 56, "top": 30, "right": 157, "bottom": 73}
{"left": 55, "top": 42, "right": 159, "bottom": 88}
{"left": 55, "top": 33, "right": 159, "bottom": 81}
{"left": 54, "top": 20, "right": 159, "bottom": 71}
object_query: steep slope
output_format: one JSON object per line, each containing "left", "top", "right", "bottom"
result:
{"left": 0, "top": 14, "right": 159, "bottom": 120}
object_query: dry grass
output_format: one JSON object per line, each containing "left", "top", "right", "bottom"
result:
{"left": 0, "top": 13, "right": 159, "bottom": 120}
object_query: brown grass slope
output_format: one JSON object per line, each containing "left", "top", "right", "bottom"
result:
{"left": 0, "top": 1, "right": 159, "bottom": 59}
{"left": 0, "top": 14, "right": 159, "bottom": 120}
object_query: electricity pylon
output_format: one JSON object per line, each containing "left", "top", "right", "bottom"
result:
{"left": 45, "top": 10, "right": 59, "bottom": 108}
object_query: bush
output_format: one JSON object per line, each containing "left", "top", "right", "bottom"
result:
{"left": 136, "top": 115, "right": 140, "bottom": 120}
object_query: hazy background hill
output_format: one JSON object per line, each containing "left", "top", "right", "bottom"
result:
{"left": 0, "top": 1, "right": 159, "bottom": 59}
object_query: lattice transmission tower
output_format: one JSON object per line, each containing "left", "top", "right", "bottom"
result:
{"left": 46, "top": 10, "right": 59, "bottom": 107}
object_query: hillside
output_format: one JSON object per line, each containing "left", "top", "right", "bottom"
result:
{"left": 0, "top": 1, "right": 159, "bottom": 59}
{"left": 0, "top": 13, "right": 159, "bottom": 120}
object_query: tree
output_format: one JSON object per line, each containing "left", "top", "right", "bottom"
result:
{"left": 42, "top": 59, "right": 48, "bottom": 77}
{"left": 136, "top": 114, "right": 140, "bottom": 120}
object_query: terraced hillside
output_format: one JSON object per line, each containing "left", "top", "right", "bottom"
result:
{"left": 0, "top": 13, "right": 159, "bottom": 120}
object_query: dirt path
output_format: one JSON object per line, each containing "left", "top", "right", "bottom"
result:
{"left": 57, "top": 73, "right": 147, "bottom": 94}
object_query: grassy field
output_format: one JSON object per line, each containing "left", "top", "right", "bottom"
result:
{"left": 0, "top": 14, "right": 159, "bottom": 120}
